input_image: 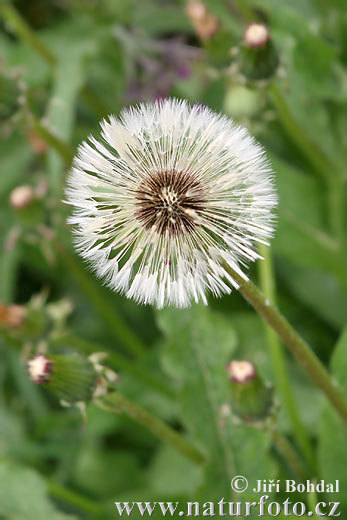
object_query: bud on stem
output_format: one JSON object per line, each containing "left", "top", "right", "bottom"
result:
{"left": 28, "top": 353, "right": 98, "bottom": 404}
{"left": 227, "top": 360, "right": 274, "bottom": 422}
{"left": 239, "top": 23, "right": 279, "bottom": 80}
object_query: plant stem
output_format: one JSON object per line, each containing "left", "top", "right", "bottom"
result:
{"left": 269, "top": 83, "right": 332, "bottom": 185}
{"left": 223, "top": 262, "right": 347, "bottom": 421}
{"left": 270, "top": 83, "right": 345, "bottom": 243}
{"left": 30, "top": 113, "right": 74, "bottom": 164}
{"left": 55, "top": 241, "right": 147, "bottom": 358}
{"left": 258, "top": 245, "right": 315, "bottom": 472}
{"left": 1, "top": 3, "right": 57, "bottom": 66}
{"left": 47, "top": 481, "right": 101, "bottom": 514}
{"left": 97, "top": 392, "right": 206, "bottom": 466}
{"left": 0, "top": 235, "right": 19, "bottom": 303}
{"left": 1, "top": 3, "right": 109, "bottom": 123}
{"left": 272, "top": 431, "right": 308, "bottom": 482}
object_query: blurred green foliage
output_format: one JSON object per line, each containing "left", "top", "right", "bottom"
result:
{"left": 0, "top": 0, "right": 346, "bottom": 518}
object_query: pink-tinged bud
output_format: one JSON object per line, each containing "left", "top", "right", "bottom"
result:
{"left": 9, "top": 185, "right": 34, "bottom": 209}
{"left": 0, "top": 303, "right": 27, "bottom": 328}
{"left": 227, "top": 360, "right": 256, "bottom": 383}
{"left": 27, "top": 354, "right": 52, "bottom": 384}
{"left": 238, "top": 22, "right": 279, "bottom": 80}
{"left": 243, "top": 23, "right": 270, "bottom": 48}
{"left": 27, "top": 130, "right": 47, "bottom": 155}
{"left": 227, "top": 360, "right": 274, "bottom": 423}
{"left": 26, "top": 352, "right": 118, "bottom": 406}
{"left": 186, "top": 2, "right": 219, "bottom": 40}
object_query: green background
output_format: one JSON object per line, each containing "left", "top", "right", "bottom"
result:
{"left": 0, "top": 0, "right": 346, "bottom": 518}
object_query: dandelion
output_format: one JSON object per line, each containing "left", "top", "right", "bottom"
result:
{"left": 65, "top": 99, "right": 276, "bottom": 308}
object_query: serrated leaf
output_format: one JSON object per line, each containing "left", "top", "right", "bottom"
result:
{"left": 157, "top": 305, "right": 276, "bottom": 503}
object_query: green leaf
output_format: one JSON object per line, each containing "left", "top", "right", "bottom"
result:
{"left": 0, "top": 461, "right": 78, "bottom": 520}
{"left": 157, "top": 305, "right": 276, "bottom": 502}
{"left": 271, "top": 154, "right": 346, "bottom": 289}
{"left": 277, "top": 261, "right": 347, "bottom": 329}
{"left": 147, "top": 445, "right": 203, "bottom": 496}
{"left": 318, "top": 328, "right": 347, "bottom": 515}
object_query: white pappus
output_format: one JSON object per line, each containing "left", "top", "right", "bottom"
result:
{"left": 65, "top": 98, "right": 277, "bottom": 308}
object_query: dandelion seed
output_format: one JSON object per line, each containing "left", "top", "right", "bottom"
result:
{"left": 65, "top": 99, "right": 276, "bottom": 308}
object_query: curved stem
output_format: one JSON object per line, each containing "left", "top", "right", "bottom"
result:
{"left": 269, "top": 83, "right": 343, "bottom": 242}
{"left": 30, "top": 113, "right": 74, "bottom": 164}
{"left": 269, "top": 84, "right": 332, "bottom": 185}
{"left": 97, "top": 392, "right": 206, "bottom": 466}
{"left": 47, "top": 481, "right": 101, "bottom": 514}
{"left": 223, "top": 262, "right": 347, "bottom": 421}
{"left": 258, "top": 245, "right": 315, "bottom": 472}
{"left": 1, "top": 3, "right": 57, "bottom": 66}
{"left": 272, "top": 431, "right": 308, "bottom": 482}
{"left": 55, "top": 242, "right": 147, "bottom": 358}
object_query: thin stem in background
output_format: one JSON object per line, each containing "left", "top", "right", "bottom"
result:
{"left": 272, "top": 431, "right": 308, "bottom": 482}
{"left": 97, "top": 392, "right": 206, "bottom": 466}
{"left": 1, "top": 3, "right": 109, "bottom": 120}
{"left": 30, "top": 113, "right": 74, "bottom": 164}
{"left": 269, "top": 84, "right": 332, "bottom": 185}
{"left": 223, "top": 262, "right": 347, "bottom": 422}
{"left": 1, "top": 3, "right": 57, "bottom": 66}
{"left": 269, "top": 83, "right": 344, "bottom": 242}
{"left": 47, "top": 481, "right": 101, "bottom": 515}
{"left": 55, "top": 242, "right": 147, "bottom": 358}
{"left": 258, "top": 245, "right": 315, "bottom": 473}
{"left": 2, "top": 1, "right": 146, "bottom": 361}
{"left": 0, "top": 237, "right": 19, "bottom": 303}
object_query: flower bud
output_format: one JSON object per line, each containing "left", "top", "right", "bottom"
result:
{"left": 244, "top": 23, "right": 269, "bottom": 48}
{"left": 28, "top": 353, "right": 98, "bottom": 404}
{"left": 238, "top": 23, "right": 279, "bottom": 80}
{"left": 0, "top": 303, "right": 27, "bottom": 328}
{"left": 186, "top": 2, "right": 219, "bottom": 40}
{"left": 9, "top": 185, "right": 34, "bottom": 209}
{"left": 227, "top": 360, "right": 274, "bottom": 422}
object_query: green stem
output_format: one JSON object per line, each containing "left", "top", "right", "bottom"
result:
{"left": 1, "top": 3, "right": 57, "bottom": 66}
{"left": 328, "top": 173, "right": 344, "bottom": 246}
{"left": 30, "top": 113, "right": 74, "bottom": 164}
{"left": 232, "top": 0, "right": 257, "bottom": 22}
{"left": 1, "top": 3, "right": 109, "bottom": 124}
{"left": 47, "top": 481, "right": 101, "bottom": 514}
{"left": 0, "top": 236, "right": 19, "bottom": 303}
{"left": 80, "top": 86, "right": 109, "bottom": 119}
{"left": 223, "top": 262, "right": 347, "bottom": 421}
{"left": 272, "top": 431, "right": 308, "bottom": 482}
{"left": 270, "top": 83, "right": 344, "bottom": 242}
{"left": 269, "top": 83, "right": 332, "bottom": 185}
{"left": 97, "top": 392, "right": 206, "bottom": 466}
{"left": 55, "top": 242, "right": 147, "bottom": 358}
{"left": 258, "top": 245, "right": 315, "bottom": 472}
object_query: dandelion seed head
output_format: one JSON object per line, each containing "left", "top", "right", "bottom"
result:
{"left": 65, "top": 98, "right": 277, "bottom": 308}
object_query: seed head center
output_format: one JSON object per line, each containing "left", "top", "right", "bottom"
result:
{"left": 135, "top": 169, "right": 205, "bottom": 236}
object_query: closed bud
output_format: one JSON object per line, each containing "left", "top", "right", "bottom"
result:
{"left": 0, "top": 303, "right": 27, "bottom": 328}
{"left": 186, "top": 1, "right": 219, "bottom": 40}
{"left": 238, "top": 22, "right": 279, "bottom": 80}
{"left": 227, "top": 360, "right": 274, "bottom": 422}
{"left": 28, "top": 353, "right": 98, "bottom": 404}
{"left": 9, "top": 185, "right": 34, "bottom": 209}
